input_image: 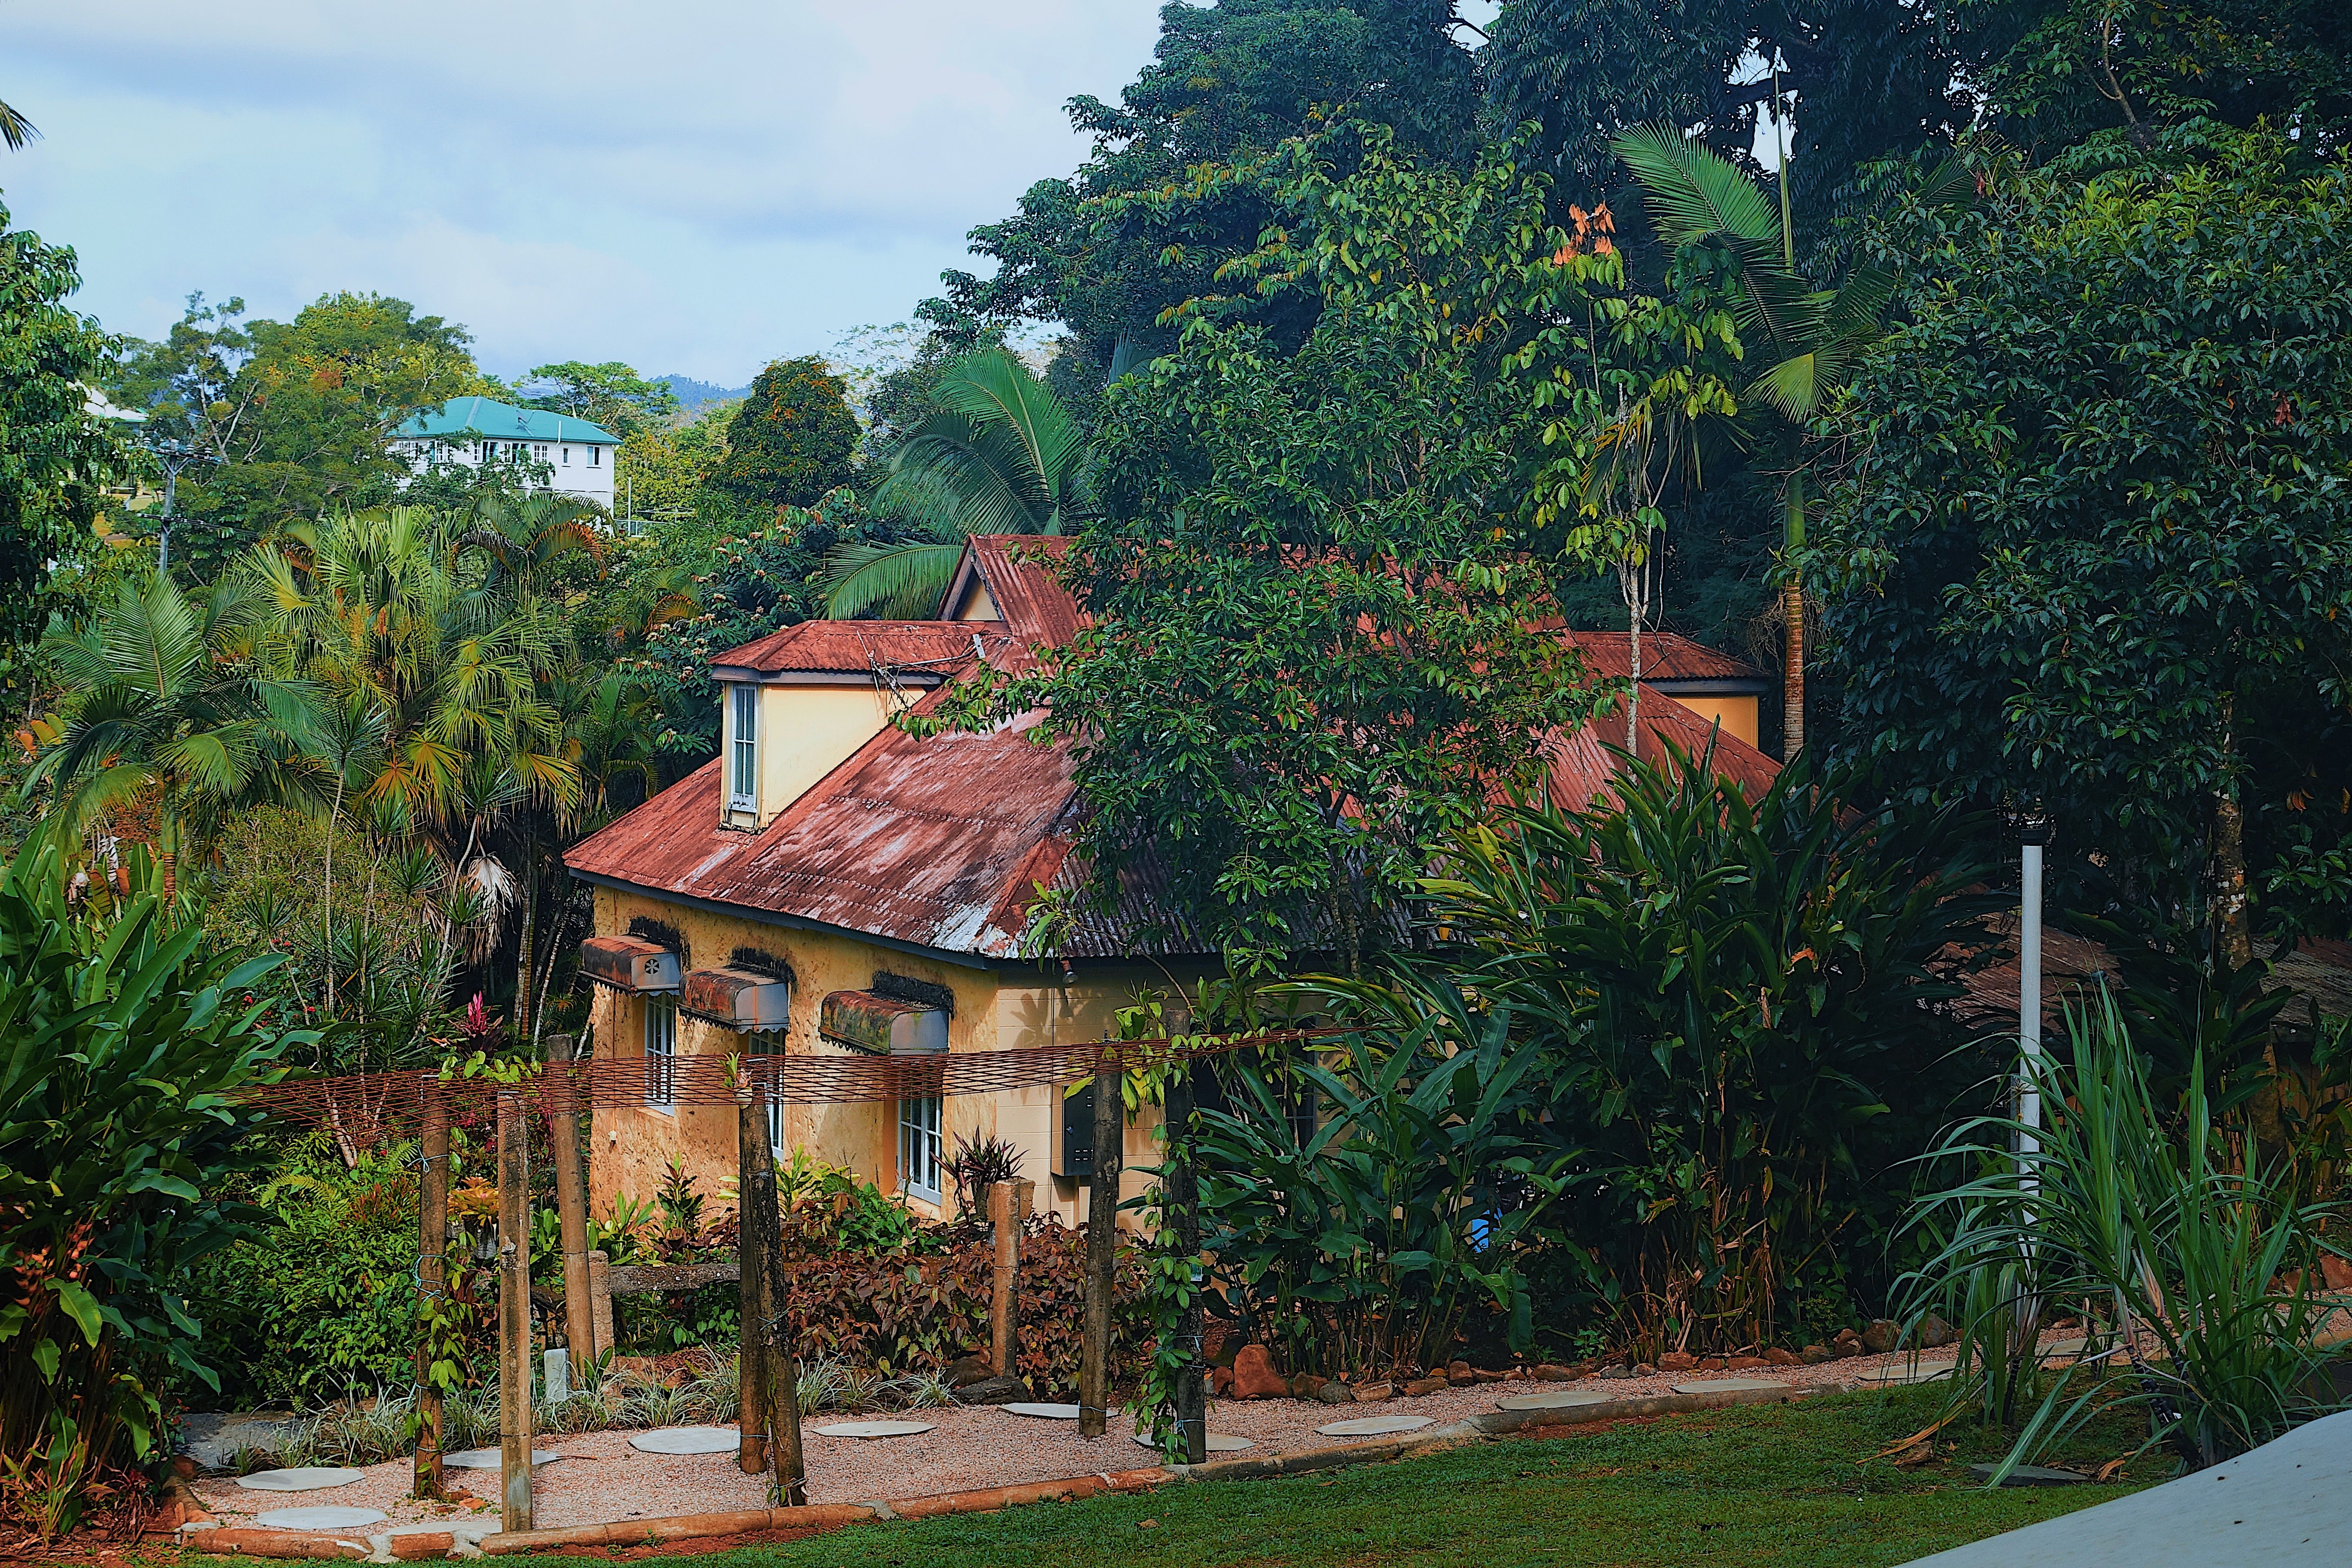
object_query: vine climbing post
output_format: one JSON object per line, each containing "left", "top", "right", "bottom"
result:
{"left": 735, "top": 1077, "right": 770, "bottom": 1475}
{"left": 496, "top": 1088, "right": 533, "bottom": 1532}
{"left": 412, "top": 1085, "right": 449, "bottom": 1500}
{"left": 548, "top": 1036, "right": 596, "bottom": 1387}
{"left": 1165, "top": 1065, "right": 1206, "bottom": 1464}
{"left": 1079, "top": 1042, "right": 1124, "bottom": 1439}
{"left": 754, "top": 1078, "right": 805, "bottom": 1504}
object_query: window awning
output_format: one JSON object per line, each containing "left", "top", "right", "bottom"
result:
{"left": 579, "top": 935, "right": 681, "bottom": 994}
{"left": 681, "top": 967, "right": 791, "bottom": 1033}
{"left": 818, "top": 990, "right": 946, "bottom": 1056}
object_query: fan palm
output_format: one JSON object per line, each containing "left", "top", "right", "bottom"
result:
{"left": 820, "top": 349, "right": 1090, "bottom": 619}
{"left": 27, "top": 572, "right": 320, "bottom": 892}
{"left": 1611, "top": 124, "right": 1966, "bottom": 753}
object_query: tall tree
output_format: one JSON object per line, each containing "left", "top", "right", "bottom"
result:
{"left": 713, "top": 356, "right": 861, "bottom": 511}
{"left": 1814, "top": 124, "right": 2352, "bottom": 951}
{"left": 0, "top": 199, "right": 120, "bottom": 685}
{"left": 519, "top": 360, "right": 680, "bottom": 440}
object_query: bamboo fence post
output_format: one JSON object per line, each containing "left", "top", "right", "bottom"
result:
{"left": 412, "top": 1087, "right": 449, "bottom": 1499}
{"left": 1165, "top": 1066, "right": 1206, "bottom": 1465}
{"left": 1079, "top": 1044, "right": 1124, "bottom": 1439}
{"left": 735, "top": 1081, "right": 769, "bottom": 1475}
{"left": 754, "top": 1081, "right": 805, "bottom": 1505}
{"left": 497, "top": 1089, "right": 533, "bottom": 1533}
{"left": 548, "top": 1036, "right": 596, "bottom": 1384}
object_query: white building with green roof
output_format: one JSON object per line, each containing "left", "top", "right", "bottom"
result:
{"left": 394, "top": 396, "right": 619, "bottom": 507}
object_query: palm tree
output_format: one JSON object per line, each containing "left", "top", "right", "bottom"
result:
{"left": 1, "top": 98, "right": 37, "bottom": 151}
{"left": 819, "top": 349, "right": 1091, "bottom": 618}
{"left": 28, "top": 572, "right": 319, "bottom": 893}
{"left": 1612, "top": 122, "right": 1968, "bottom": 755}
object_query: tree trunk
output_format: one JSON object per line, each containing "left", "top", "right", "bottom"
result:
{"left": 1781, "top": 575, "right": 1806, "bottom": 758}
{"left": 496, "top": 1090, "right": 534, "bottom": 1532}
{"left": 1079, "top": 1046, "right": 1124, "bottom": 1439}
{"left": 412, "top": 1090, "right": 449, "bottom": 1501}
{"left": 514, "top": 840, "right": 538, "bottom": 1042}
{"left": 2212, "top": 700, "right": 2253, "bottom": 968}
{"left": 736, "top": 1088, "right": 769, "bottom": 1475}
{"left": 1166, "top": 1068, "right": 1206, "bottom": 1465}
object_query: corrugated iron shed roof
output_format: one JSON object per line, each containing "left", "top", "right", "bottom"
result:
{"left": 712, "top": 620, "right": 988, "bottom": 677}
{"left": 1562, "top": 629, "right": 1769, "bottom": 686}
{"left": 940, "top": 535, "right": 1086, "bottom": 647}
{"left": 1543, "top": 686, "right": 1783, "bottom": 810}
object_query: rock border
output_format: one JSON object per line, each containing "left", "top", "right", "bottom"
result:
{"left": 174, "top": 1381, "right": 1848, "bottom": 1561}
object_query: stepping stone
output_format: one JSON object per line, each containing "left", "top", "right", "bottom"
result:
{"left": 1004, "top": 1402, "right": 1083, "bottom": 1419}
{"left": 1317, "top": 1413, "right": 1434, "bottom": 1436}
{"left": 1497, "top": 1389, "right": 1617, "bottom": 1412}
{"left": 1969, "top": 1462, "right": 2085, "bottom": 1487}
{"left": 628, "top": 1426, "right": 744, "bottom": 1455}
{"left": 1671, "top": 1378, "right": 1787, "bottom": 1393}
{"left": 810, "top": 1420, "right": 935, "bottom": 1439}
{"left": 233, "top": 1467, "right": 364, "bottom": 1492}
{"left": 442, "top": 1449, "right": 561, "bottom": 1469}
{"left": 1854, "top": 1363, "right": 1954, "bottom": 1385}
{"left": 254, "top": 1505, "right": 388, "bottom": 1531}
{"left": 1133, "top": 1431, "right": 1253, "bottom": 1452}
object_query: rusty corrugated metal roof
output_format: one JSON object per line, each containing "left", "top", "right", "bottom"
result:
{"left": 1562, "top": 629, "right": 1769, "bottom": 686}
{"left": 940, "top": 535, "right": 1086, "bottom": 648}
{"left": 1544, "top": 686, "right": 1784, "bottom": 809}
{"left": 712, "top": 620, "right": 989, "bottom": 677}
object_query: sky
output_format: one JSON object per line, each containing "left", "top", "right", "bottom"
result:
{"left": 4, "top": 1, "right": 1187, "bottom": 385}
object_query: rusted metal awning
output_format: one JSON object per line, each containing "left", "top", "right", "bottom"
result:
{"left": 818, "top": 990, "right": 946, "bottom": 1056}
{"left": 680, "top": 967, "right": 791, "bottom": 1032}
{"left": 579, "top": 935, "right": 681, "bottom": 993}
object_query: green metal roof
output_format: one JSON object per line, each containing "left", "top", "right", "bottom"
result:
{"left": 395, "top": 396, "right": 618, "bottom": 445}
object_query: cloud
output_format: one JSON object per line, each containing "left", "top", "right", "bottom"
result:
{"left": 3, "top": 0, "right": 1162, "bottom": 379}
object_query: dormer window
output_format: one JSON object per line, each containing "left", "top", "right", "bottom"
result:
{"left": 729, "top": 684, "right": 758, "bottom": 811}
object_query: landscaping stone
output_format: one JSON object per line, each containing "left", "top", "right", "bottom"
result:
{"left": 1314, "top": 1381, "right": 1356, "bottom": 1405}
{"left": 1289, "top": 1373, "right": 1327, "bottom": 1399}
{"left": 1316, "top": 1414, "right": 1434, "bottom": 1437}
{"left": 1657, "top": 1352, "right": 1697, "bottom": 1372}
{"left": 1764, "top": 1348, "right": 1800, "bottom": 1366}
{"left": 1446, "top": 1363, "right": 1478, "bottom": 1387}
{"left": 628, "top": 1426, "right": 743, "bottom": 1455}
{"left": 1855, "top": 1362, "right": 1955, "bottom": 1385}
{"left": 1003, "top": 1403, "right": 1082, "bottom": 1420}
{"left": 945, "top": 1354, "right": 995, "bottom": 1388}
{"left": 1632, "top": 1363, "right": 1657, "bottom": 1375}
{"left": 1352, "top": 1383, "right": 1393, "bottom": 1402}
{"left": 1967, "top": 1463, "right": 2085, "bottom": 1487}
{"left": 1531, "top": 1364, "right": 1577, "bottom": 1381}
{"left": 1231, "top": 1344, "right": 1287, "bottom": 1400}
{"left": 1862, "top": 1319, "right": 1899, "bottom": 1353}
{"left": 1600, "top": 1365, "right": 1636, "bottom": 1380}
{"left": 180, "top": 1412, "right": 299, "bottom": 1471}
{"left": 1833, "top": 1329, "right": 1864, "bottom": 1356}
{"left": 1800, "top": 1344, "right": 1834, "bottom": 1363}
{"left": 442, "top": 1449, "right": 560, "bottom": 1469}
{"left": 1402, "top": 1376, "right": 1450, "bottom": 1397}
{"left": 1496, "top": 1389, "right": 1616, "bottom": 1412}
{"left": 1671, "top": 1378, "right": 1786, "bottom": 1394}
{"left": 234, "top": 1467, "right": 365, "bottom": 1492}
{"left": 254, "top": 1506, "right": 388, "bottom": 1531}
{"left": 954, "top": 1375, "right": 1026, "bottom": 1405}
{"left": 1133, "top": 1431, "right": 1252, "bottom": 1452}
{"left": 1472, "top": 1367, "right": 1509, "bottom": 1383}
{"left": 810, "top": 1421, "right": 935, "bottom": 1439}
{"left": 1915, "top": 1313, "right": 1959, "bottom": 1349}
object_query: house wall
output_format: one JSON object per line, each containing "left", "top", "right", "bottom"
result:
{"left": 582, "top": 884, "right": 1184, "bottom": 1233}
{"left": 718, "top": 680, "right": 915, "bottom": 830}
{"left": 395, "top": 437, "right": 616, "bottom": 506}
{"left": 1667, "top": 694, "right": 1759, "bottom": 749}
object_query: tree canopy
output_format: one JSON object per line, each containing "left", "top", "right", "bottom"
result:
{"left": 713, "top": 355, "right": 861, "bottom": 511}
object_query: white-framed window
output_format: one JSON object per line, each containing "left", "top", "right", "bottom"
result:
{"left": 590, "top": 444, "right": 602, "bottom": 466}
{"left": 562, "top": 446, "right": 571, "bottom": 464}
{"left": 729, "top": 684, "right": 758, "bottom": 808}
{"left": 898, "top": 1096, "right": 942, "bottom": 1201}
{"left": 768, "top": 1094, "right": 785, "bottom": 1156}
{"left": 644, "top": 997, "right": 677, "bottom": 1110}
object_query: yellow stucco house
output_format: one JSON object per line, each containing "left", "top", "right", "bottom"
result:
{"left": 562, "top": 538, "right": 1776, "bottom": 1228}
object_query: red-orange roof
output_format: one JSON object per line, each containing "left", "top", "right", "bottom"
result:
{"left": 1561, "top": 629, "right": 1769, "bottom": 686}
{"left": 1544, "top": 687, "right": 1782, "bottom": 811}
{"left": 712, "top": 620, "right": 989, "bottom": 677}
{"left": 939, "top": 535, "right": 1086, "bottom": 648}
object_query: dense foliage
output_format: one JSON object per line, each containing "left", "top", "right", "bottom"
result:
{"left": 714, "top": 356, "right": 862, "bottom": 511}
{"left": 0, "top": 845, "right": 308, "bottom": 1536}
{"left": 1815, "top": 125, "right": 2352, "bottom": 949}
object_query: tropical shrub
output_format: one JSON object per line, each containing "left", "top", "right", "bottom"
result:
{"left": 1189, "top": 1000, "right": 1564, "bottom": 1380}
{"left": 0, "top": 842, "right": 308, "bottom": 1538}
{"left": 1425, "top": 745, "right": 2000, "bottom": 1356}
{"left": 1905, "top": 992, "right": 2351, "bottom": 1477}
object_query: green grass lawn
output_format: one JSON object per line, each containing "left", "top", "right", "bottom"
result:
{"left": 190, "top": 1386, "right": 2161, "bottom": 1568}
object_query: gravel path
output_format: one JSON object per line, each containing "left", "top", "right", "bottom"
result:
{"left": 191, "top": 1348, "right": 1967, "bottom": 1534}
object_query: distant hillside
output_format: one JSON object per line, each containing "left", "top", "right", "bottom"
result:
{"left": 659, "top": 374, "right": 748, "bottom": 414}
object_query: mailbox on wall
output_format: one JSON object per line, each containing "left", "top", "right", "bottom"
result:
{"left": 1054, "top": 1078, "right": 1096, "bottom": 1181}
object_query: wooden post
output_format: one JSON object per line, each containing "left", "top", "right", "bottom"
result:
{"left": 496, "top": 1090, "right": 533, "bottom": 1533}
{"left": 547, "top": 1037, "right": 596, "bottom": 1384}
{"left": 412, "top": 1088, "right": 449, "bottom": 1499}
{"left": 735, "top": 1083, "right": 769, "bottom": 1474}
{"left": 1166, "top": 1068, "right": 1206, "bottom": 1464}
{"left": 989, "top": 1179, "right": 1035, "bottom": 1381}
{"left": 588, "top": 1250, "right": 614, "bottom": 1354}
{"left": 1079, "top": 1045, "right": 1124, "bottom": 1439}
{"left": 753, "top": 1082, "right": 805, "bottom": 1505}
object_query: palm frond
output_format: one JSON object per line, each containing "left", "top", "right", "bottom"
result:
{"left": 929, "top": 349, "right": 1085, "bottom": 506}
{"left": 876, "top": 411, "right": 1040, "bottom": 534}
{"left": 1611, "top": 122, "right": 1779, "bottom": 245}
{"left": 818, "top": 541, "right": 968, "bottom": 621}
{"left": 0, "top": 98, "right": 39, "bottom": 152}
